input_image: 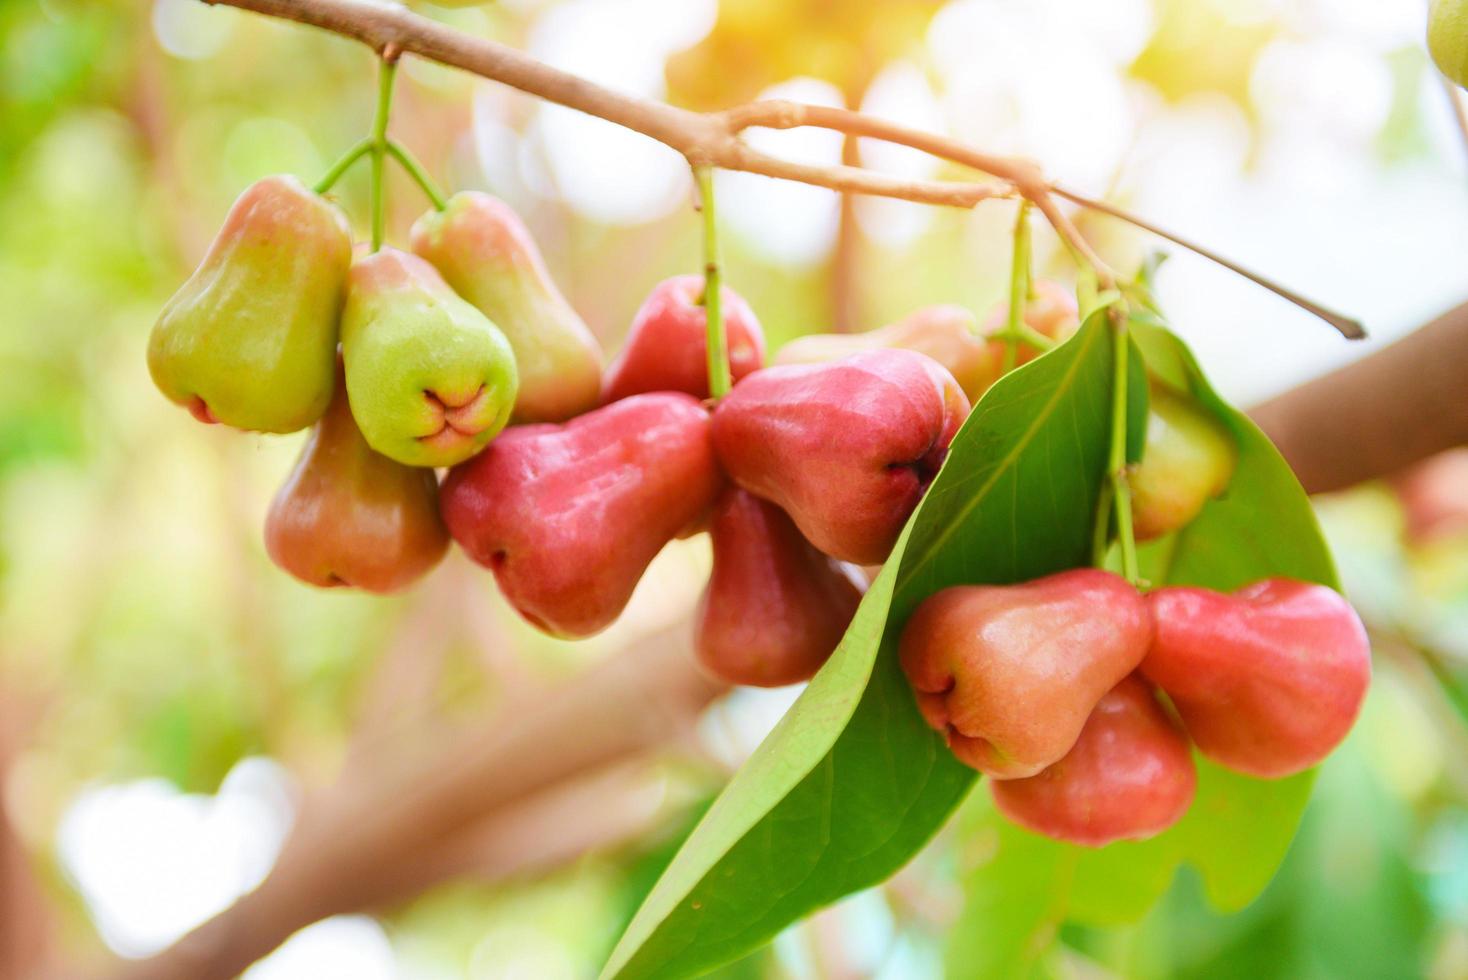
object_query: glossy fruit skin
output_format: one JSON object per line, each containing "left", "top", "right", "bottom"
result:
{"left": 1430, "top": 0, "right": 1468, "bottom": 89}
{"left": 774, "top": 305, "right": 998, "bottom": 403}
{"left": 148, "top": 175, "right": 351, "bottom": 433}
{"left": 602, "top": 275, "right": 766, "bottom": 402}
{"left": 410, "top": 192, "right": 602, "bottom": 423}
{"left": 696, "top": 489, "right": 865, "bottom": 687}
{"left": 991, "top": 674, "right": 1196, "bottom": 847}
{"left": 441, "top": 392, "right": 721, "bottom": 639}
{"left": 899, "top": 569, "right": 1153, "bottom": 779}
{"left": 265, "top": 364, "right": 448, "bottom": 593}
{"left": 980, "top": 279, "right": 1080, "bottom": 367}
{"left": 1142, "top": 578, "right": 1371, "bottom": 778}
{"left": 711, "top": 350, "right": 970, "bottom": 565}
{"left": 1129, "top": 385, "right": 1237, "bottom": 541}
{"left": 340, "top": 247, "right": 518, "bottom": 468}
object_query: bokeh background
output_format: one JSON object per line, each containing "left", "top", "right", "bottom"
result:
{"left": 3, "top": 0, "right": 1468, "bottom": 976}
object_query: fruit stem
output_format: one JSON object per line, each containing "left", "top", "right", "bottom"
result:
{"left": 369, "top": 56, "right": 399, "bottom": 252}
{"left": 313, "top": 137, "right": 372, "bottom": 195}
{"left": 1001, "top": 201, "right": 1032, "bottom": 373}
{"left": 1107, "top": 306, "right": 1140, "bottom": 583}
{"left": 386, "top": 139, "right": 447, "bottom": 211}
{"left": 987, "top": 324, "right": 1056, "bottom": 354}
{"left": 694, "top": 164, "right": 732, "bottom": 400}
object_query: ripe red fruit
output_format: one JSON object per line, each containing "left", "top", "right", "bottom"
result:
{"left": 265, "top": 364, "right": 448, "bottom": 594}
{"left": 1142, "top": 579, "right": 1371, "bottom": 778}
{"left": 711, "top": 350, "right": 970, "bottom": 565}
{"left": 602, "top": 275, "right": 766, "bottom": 402}
{"left": 440, "top": 393, "right": 721, "bottom": 639}
{"left": 696, "top": 489, "right": 865, "bottom": 688}
{"left": 898, "top": 569, "right": 1153, "bottom": 779}
{"left": 991, "top": 674, "right": 1196, "bottom": 847}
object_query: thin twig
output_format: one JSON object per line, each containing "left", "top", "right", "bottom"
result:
{"left": 1051, "top": 185, "right": 1365, "bottom": 339}
{"left": 106, "top": 628, "right": 727, "bottom": 980}
{"left": 203, "top": 0, "right": 1358, "bottom": 334}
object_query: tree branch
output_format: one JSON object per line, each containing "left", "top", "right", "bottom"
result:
{"left": 106, "top": 628, "right": 727, "bottom": 980}
{"left": 204, "top": 0, "right": 1360, "bottom": 335}
{"left": 1051, "top": 185, "right": 1366, "bottom": 340}
{"left": 1, "top": 697, "right": 53, "bottom": 980}
{"left": 1249, "top": 300, "right": 1468, "bottom": 493}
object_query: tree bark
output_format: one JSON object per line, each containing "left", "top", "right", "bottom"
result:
{"left": 1250, "top": 300, "right": 1468, "bottom": 493}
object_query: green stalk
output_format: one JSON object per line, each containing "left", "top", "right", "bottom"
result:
{"left": 1107, "top": 307, "right": 1140, "bottom": 583}
{"left": 1002, "top": 201, "right": 1033, "bottom": 374}
{"left": 369, "top": 58, "right": 398, "bottom": 252}
{"left": 387, "top": 139, "right": 447, "bottom": 212}
{"left": 694, "top": 164, "right": 731, "bottom": 400}
{"left": 313, "top": 137, "right": 372, "bottom": 195}
{"left": 1075, "top": 264, "right": 1102, "bottom": 321}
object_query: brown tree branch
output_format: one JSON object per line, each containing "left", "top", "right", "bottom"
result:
{"left": 1, "top": 697, "right": 53, "bottom": 980}
{"left": 107, "top": 630, "right": 727, "bottom": 980}
{"left": 204, "top": 0, "right": 1359, "bottom": 336}
{"left": 1249, "top": 300, "right": 1468, "bottom": 493}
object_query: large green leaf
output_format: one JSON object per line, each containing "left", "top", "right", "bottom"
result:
{"left": 946, "top": 316, "right": 1340, "bottom": 977}
{"left": 602, "top": 310, "right": 1127, "bottom": 979}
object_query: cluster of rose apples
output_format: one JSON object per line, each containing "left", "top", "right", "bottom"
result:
{"left": 150, "top": 174, "right": 1371, "bottom": 848}
{"left": 148, "top": 174, "right": 1073, "bottom": 686}
{"left": 901, "top": 569, "right": 1371, "bottom": 847}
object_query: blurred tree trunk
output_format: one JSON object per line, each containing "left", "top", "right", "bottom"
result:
{"left": 1, "top": 704, "right": 51, "bottom": 980}
{"left": 1251, "top": 300, "right": 1468, "bottom": 493}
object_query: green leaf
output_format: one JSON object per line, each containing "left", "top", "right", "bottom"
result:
{"left": 602, "top": 311, "right": 1125, "bottom": 979}
{"left": 947, "top": 793, "right": 1074, "bottom": 980}
{"left": 1131, "top": 319, "right": 1337, "bottom": 591}
{"left": 947, "top": 316, "right": 1340, "bottom": 966}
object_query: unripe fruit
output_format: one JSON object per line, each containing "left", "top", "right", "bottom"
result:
{"left": 602, "top": 275, "right": 766, "bottom": 403}
{"left": 991, "top": 675, "right": 1196, "bottom": 847}
{"left": 1430, "top": 0, "right": 1468, "bottom": 90}
{"left": 410, "top": 192, "right": 602, "bottom": 423}
{"left": 441, "top": 393, "right": 722, "bottom": 639}
{"left": 148, "top": 175, "right": 351, "bottom": 433}
{"left": 899, "top": 569, "right": 1153, "bottom": 779}
{"left": 265, "top": 363, "right": 448, "bottom": 593}
{"left": 1128, "top": 385, "right": 1237, "bottom": 541}
{"left": 711, "top": 350, "right": 970, "bottom": 565}
{"left": 340, "top": 247, "right": 518, "bottom": 468}
{"left": 774, "top": 305, "right": 997, "bottom": 403}
{"left": 1142, "top": 578, "right": 1371, "bottom": 778}
{"left": 696, "top": 489, "right": 865, "bottom": 687}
